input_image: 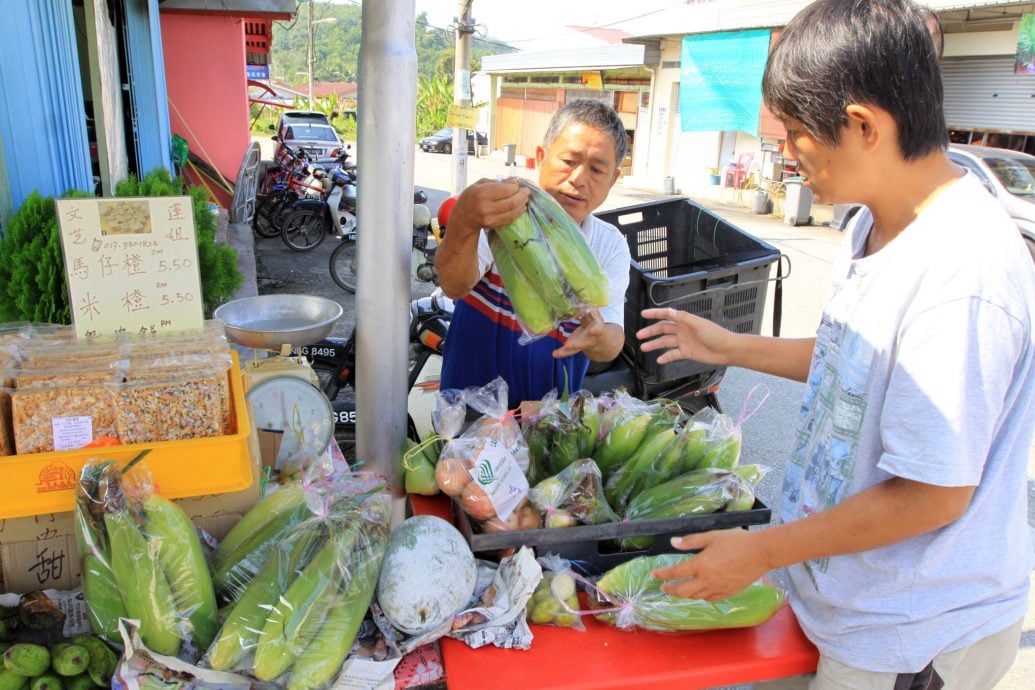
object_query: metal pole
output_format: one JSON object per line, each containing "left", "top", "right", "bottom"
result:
{"left": 307, "top": 0, "right": 314, "bottom": 109}
{"left": 451, "top": 0, "right": 473, "bottom": 194}
{"left": 357, "top": 0, "right": 417, "bottom": 504}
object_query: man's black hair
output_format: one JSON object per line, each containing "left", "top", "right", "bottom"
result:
{"left": 762, "top": 0, "right": 948, "bottom": 160}
{"left": 543, "top": 99, "right": 629, "bottom": 168}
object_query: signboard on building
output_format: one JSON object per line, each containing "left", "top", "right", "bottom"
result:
{"left": 55, "top": 197, "right": 204, "bottom": 339}
{"left": 247, "top": 64, "right": 270, "bottom": 80}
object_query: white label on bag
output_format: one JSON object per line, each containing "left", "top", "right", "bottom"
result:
{"left": 52, "top": 416, "right": 93, "bottom": 451}
{"left": 468, "top": 438, "right": 529, "bottom": 521}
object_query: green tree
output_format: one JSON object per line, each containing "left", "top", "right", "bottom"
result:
{"left": 270, "top": 4, "right": 512, "bottom": 137}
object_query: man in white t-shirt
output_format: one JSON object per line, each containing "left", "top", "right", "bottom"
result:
{"left": 435, "top": 100, "right": 630, "bottom": 408}
{"left": 637, "top": 1, "right": 1035, "bottom": 688}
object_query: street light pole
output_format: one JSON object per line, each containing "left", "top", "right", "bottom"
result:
{"left": 307, "top": 0, "right": 315, "bottom": 109}
{"left": 307, "top": 6, "right": 337, "bottom": 112}
{"left": 452, "top": 0, "right": 474, "bottom": 194}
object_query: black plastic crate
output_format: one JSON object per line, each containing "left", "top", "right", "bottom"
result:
{"left": 597, "top": 199, "right": 781, "bottom": 384}
{"left": 454, "top": 499, "right": 771, "bottom": 575}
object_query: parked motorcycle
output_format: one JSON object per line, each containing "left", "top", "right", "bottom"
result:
{"left": 328, "top": 190, "right": 437, "bottom": 293}
{"left": 253, "top": 144, "right": 327, "bottom": 238}
{"left": 279, "top": 150, "right": 357, "bottom": 252}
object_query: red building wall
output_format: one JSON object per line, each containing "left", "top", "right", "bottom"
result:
{"left": 161, "top": 12, "right": 249, "bottom": 199}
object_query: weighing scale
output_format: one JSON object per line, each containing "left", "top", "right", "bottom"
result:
{"left": 213, "top": 294, "right": 343, "bottom": 469}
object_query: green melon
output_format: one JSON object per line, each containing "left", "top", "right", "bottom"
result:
{"left": 375, "top": 515, "right": 478, "bottom": 635}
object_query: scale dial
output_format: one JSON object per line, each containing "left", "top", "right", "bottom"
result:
{"left": 246, "top": 374, "right": 334, "bottom": 467}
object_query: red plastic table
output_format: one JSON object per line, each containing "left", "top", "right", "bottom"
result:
{"left": 409, "top": 495, "right": 820, "bottom": 690}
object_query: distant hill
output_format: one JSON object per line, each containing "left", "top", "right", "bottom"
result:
{"left": 269, "top": 6, "right": 514, "bottom": 88}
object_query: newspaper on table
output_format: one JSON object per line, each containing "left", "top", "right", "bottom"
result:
{"left": 113, "top": 619, "right": 253, "bottom": 690}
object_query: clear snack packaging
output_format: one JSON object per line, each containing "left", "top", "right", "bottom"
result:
{"left": 526, "top": 554, "right": 585, "bottom": 631}
{"left": 17, "top": 337, "right": 122, "bottom": 368}
{"left": 528, "top": 458, "right": 619, "bottom": 528}
{"left": 75, "top": 454, "right": 219, "bottom": 660}
{"left": 111, "top": 366, "right": 228, "bottom": 444}
{"left": 8, "top": 361, "right": 126, "bottom": 389}
{"left": 487, "top": 179, "right": 609, "bottom": 341}
{"left": 204, "top": 474, "right": 391, "bottom": 689}
{"left": 586, "top": 553, "right": 785, "bottom": 632}
{"left": 432, "top": 377, "right": 531, "bottom": 529}
{"left": 124, "top": 353, "right": 235, "bottom": 435}
{"left": 10, "top": 381, "right": 120, "bottom": 453}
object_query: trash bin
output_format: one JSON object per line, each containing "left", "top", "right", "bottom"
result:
{"left": 752, "top": 190, "right": 770, "bottom": 215}
{"left": 783, "top": 176, "right": 813, "bottom": 226}
{"left": 504, "top": 143, "right": 517, "bottom": 166}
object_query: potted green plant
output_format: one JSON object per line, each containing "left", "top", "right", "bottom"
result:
{"left": 707, "top": 166, "right": 722, "bottom": 185}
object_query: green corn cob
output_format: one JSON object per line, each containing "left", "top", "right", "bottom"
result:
{"left": 605, "top": 427, "right": 678, "bottom": 513}
{"left": 677, "top": 426, "right": 709, "bottom": 474}
{"left": 80, "top": 552, "right": 127, "bottom": 644}
{"left": 593, "top": 414, "right": 652, "bottom": 475}
{"left": 488, "top": 232, "right": 559, "bottom": 334}
{"left": 699, "top": 434, "right": 743, "bottom": 470}
{"left": 206, "top": 524, "right": 326, "bottom": 671}
{"left": 493, "top": 212, "right": 576, "bottom": 320}
{"left": 525, "top": 185, "right": 609, "bottom": 307}
{"left": 286, "top": 538, "right": 389, "bottom": 690}
{"left": 104, "top": 509, "right": 181, "bottom": 657}
{"left": 253, "top": 526, "right": 357, "bottom": 681}
{"left": 143, "top": 494, "right": 219, "bottom": 649}
{"left": 211, "top": 483, "right": 310, "bottom": 596}
{"left": 593, "top": 554, "right": 784, "bottom": 631}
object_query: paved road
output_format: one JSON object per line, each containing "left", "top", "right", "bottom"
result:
{"left": 246, "top": 141, "right": 1033, "bottom": 689}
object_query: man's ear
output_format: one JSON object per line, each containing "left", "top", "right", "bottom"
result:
{"left": 535, "top": 146, "right": 546, "bottom": 166}
{"left": 845, "top": 104, "right": 881, "bottom": 151}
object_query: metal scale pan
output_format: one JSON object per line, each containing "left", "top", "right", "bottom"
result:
{"left": 213, "top": 294, "right": 343, "bottom": 351}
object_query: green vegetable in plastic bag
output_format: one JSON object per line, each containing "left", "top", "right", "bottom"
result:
{"left": 590, "top": 554, "right": 784, "bottom": 631}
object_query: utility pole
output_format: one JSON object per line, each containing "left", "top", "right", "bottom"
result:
{"left": 452, "top": 0, "right": 474, "bottom": 195}
{"left": 307, "top": 0, "right": 315, "bottom": 109}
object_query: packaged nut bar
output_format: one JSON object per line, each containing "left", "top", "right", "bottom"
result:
{"left": 10, "top": 363, "right": 126, "bottom": 390}
{"left": 112, "top": 365, "right": 226, "bottom": 444}
{"left": 124, "top": 355, "right": 234, "bottom": 435}
{"left": 11, "top": 383, "right": 120, "bottom": 454}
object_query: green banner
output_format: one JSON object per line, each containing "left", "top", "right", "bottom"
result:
{"left": 680, "top": 29, "right": 771, "bottom": 134}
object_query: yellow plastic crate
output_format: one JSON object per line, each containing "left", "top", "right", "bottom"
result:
{"left": 0, "top": 350, "right": 253, "bottom": 520}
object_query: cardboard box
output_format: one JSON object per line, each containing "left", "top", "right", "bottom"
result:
{"left": 0, "top": 431, "right": 262, "bottom": 594}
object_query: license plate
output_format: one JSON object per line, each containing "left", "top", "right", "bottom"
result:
{"left": 344, "top": 230, "right": 357, "bottom": 241}
{"left": 296, "top": 344, "right": 342, "bottom": 358}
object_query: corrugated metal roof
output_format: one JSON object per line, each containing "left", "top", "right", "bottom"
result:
{"left": 480, "top": 43, "right": 648, "bottom": 73}
{"left": 620, "top": 0, "right": 1028, "bottom": 39}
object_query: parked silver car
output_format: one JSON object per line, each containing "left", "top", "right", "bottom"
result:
{"left": 273, "top": 111, "right": 345, "bottom": 166}
{"left": 947, "top": 144, "right": 1035, "bottom": 260}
